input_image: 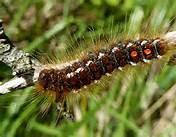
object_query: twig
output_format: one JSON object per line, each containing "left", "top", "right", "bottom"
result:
{"left": 0, "top": 19, "right": 41, "bottom": 94}
{"left": 0, "top": 77, "right": 27, "bottom": 94}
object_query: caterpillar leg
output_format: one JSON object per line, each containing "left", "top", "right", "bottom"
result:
{"left": 56, "top": 102, "right": 74, "bottom": 122}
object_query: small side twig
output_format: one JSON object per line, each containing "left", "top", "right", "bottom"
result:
{"left": 0, "top": 77, "right": 27, "bottom": 94}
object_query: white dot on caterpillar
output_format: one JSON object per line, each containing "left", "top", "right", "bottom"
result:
{"left": 98, "top": 52, "right": 105, "bottom": 59}
{"left": 141, "top": 40, "right": 148, "bottom": 45}
{"left": 72, "top": 90, "right": 79, "bottom": 93}
{"left": 86, "top": 60, "right": 93, "bottom": 66}
{"left": 94, "top": 80, "right": 98, "bottom": 84}
{"left": 0, "top": 39, "right": 6, "bottom": 42}
{"left": 83, "top": 85, "right": 87, "bottom": 89}
{"left": 153, "top": 39, "right": 160, "bottom": 44}
{"left": 126, "top": 42, "right": 133, "bottom": 48}
{"left": 75, "top": 67, "right": 84, "bottom": 73}
{"left": 67, "top": 72, "right": 74, "bottom": 78}
{"left": 112, "top": 47, "right": 119, "bottom": 53}
{"left": 157, "top": 55, "right": 162, "bottom": 59}
{"left": 106, "top": 73, "right": 111, "bottom": 76}
{"left": 143, "top": 59, "right": 151, "bottom": 63}
{"left": 0, "top": 30, "right": 4, "bottom": 35}
{"left": 129, "top": 62, "right": 137, "bottom": 66}
{"left": 118, "top": 67, "right": 123, "bottom": 71}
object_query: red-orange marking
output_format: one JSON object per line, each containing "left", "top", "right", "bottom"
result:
{"left": 130, "top": 50, "right": 138, "bottom": 57}
{"left": 144, "top": 49, "right": 152, "bottom": 55}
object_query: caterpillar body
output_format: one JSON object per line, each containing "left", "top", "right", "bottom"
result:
{"left": 37, "top": 37, "right": 170, "bottom": 103}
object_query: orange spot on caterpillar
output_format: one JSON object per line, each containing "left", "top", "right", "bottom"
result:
{"left": 130, "top": 50, "right": 138, "bottom": 57}
{"left": 143, "top": 49, "right": 152, "bottom": 55}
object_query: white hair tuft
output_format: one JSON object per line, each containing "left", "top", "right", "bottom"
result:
{"left": 164, "top": 31, "right": 176, "bottom": 44}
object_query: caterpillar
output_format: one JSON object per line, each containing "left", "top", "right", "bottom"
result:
{"left": 1, "top": 17, "right": 176, "bottom": 108}
{"left": 1, "top": 18, "right": 176, "bottom": 122}
{"left": 36, "top": 33, "right": 176, "bottom": 103}
{"left": 1, "top": 0, "right": 176, "bottom": 136}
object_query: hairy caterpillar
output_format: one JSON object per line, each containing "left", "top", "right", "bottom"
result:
{"left": 1, "top": 18, "right": 176, "bottom": 122}
{"left": 35, "top": 33, "right": 176, "bottom": 104}
{"left": 1, "top": 0, "right": 176, "bottom": 136}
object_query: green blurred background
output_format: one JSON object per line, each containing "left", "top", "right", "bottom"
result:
{"left": 0, "top": 0, "right": 176, "bottom": 137}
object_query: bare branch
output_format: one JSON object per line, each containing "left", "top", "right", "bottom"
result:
{"left": 0, "top": 20, "right": 41, "bottom": 76}
{"left": 0, "top": 77, "right": 27, "bottom": 94}
{"left": 0, "top": 20, "right": 42, "bottom": 94}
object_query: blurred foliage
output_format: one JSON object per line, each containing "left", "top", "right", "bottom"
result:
{"left": 0, "top": 0, "right": 176, "bottom": 137}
